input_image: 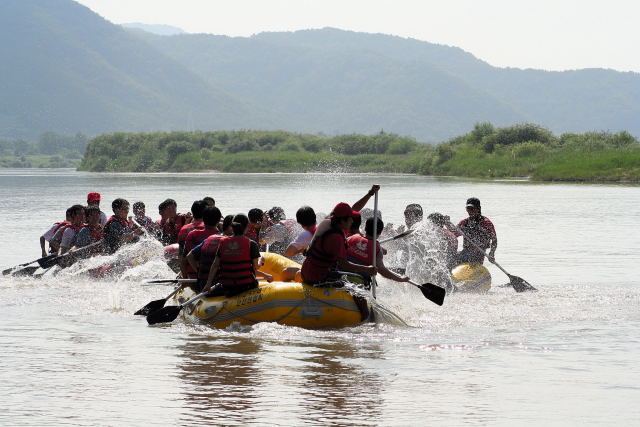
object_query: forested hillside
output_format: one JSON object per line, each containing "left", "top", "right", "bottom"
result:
{"left": 1, "top": 0, "right": 638, "bottom": 141}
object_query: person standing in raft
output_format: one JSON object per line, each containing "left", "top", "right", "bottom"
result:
{"left": 157, "top": 199, "right": 191, "bottom": 245}
{"left": 103, "top": 198, "right": 143, "bottom": 254}
{"left": 202, "top": 214, "right": 269, "bottom": 297}
{"left": 300, "top": 202, "right": 376, "bottom": 285}
{"left": 87, "top": 192, "right": 107, "bottom": 226}
{"left": 58, "top": 204, "right": 86, "bottom": 255}
{"left": 183, "top": 206, "right": 222, "bottom": 280}
{"left": 447, "top": 197, "right": 497, "bottom": 265}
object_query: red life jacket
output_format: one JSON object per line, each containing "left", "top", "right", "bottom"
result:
{"left": 183, "top": 228, "right": 218, "bottom": 279}
{"left": 104, "top": 216, "right": 131, "bottom": 229}
{"left": 52, "top": 221, "right": 71, "bottom": 235}
{"left": 85, "top": 224, "right": 103, "bottom": 243}
{"left": 346, "top": 234, "right": 380, "bottom": 266}
{"left": 157, "top": 214, "right": 187, "bottom": 245}
{"left": 245, "top": 223, "right": 261, "bottom": 243}
{"left": 196, "top": 234, "right": 225, "bottom": 280}
{"left": 301, "top": 227, "right": 347, "bottom": 282}
{"left": 217, "top": 236, "right": 257, "bottom": 288}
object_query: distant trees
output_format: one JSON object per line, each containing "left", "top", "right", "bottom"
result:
{"left": 79, "top": 130, "right": 424, "bottom": 172}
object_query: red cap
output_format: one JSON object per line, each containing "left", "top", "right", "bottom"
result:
{"left": 331, "top": 202, "right": 359, "bottom": 218}
{"left": 87, "top": 192, "right": 101, "bottom": 202}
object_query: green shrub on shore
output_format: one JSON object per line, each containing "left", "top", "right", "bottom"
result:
{"left": 77, "top": 125, "right": 640, "bottom": 182}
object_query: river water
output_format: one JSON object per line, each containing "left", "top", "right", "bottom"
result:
{"left": 0, "top": 169, "right": 638, "bottom": 426}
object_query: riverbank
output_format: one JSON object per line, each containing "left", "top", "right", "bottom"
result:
{"left": 76, "top": 125, "right": 640, "bottom": 182}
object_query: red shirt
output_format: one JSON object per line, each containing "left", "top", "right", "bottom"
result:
{"left": 301, "top": 228, "right": 347, "bottom": 283}
{"left": 346, "top": 234, "right": 381, "bottom": 266}
{"left": 454, "top": 216, "right": 496, "bottom": 255}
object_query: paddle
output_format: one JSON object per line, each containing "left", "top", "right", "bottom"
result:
{"left": 2, "top": 254, "right": 58, "bottom": 275}
{"left": 135, "top": 285, "right": 185, "bottom": 315}
{"left": 146, "top": 291, "right": 208, "bottom": 325}
{"left": 371, "top": 190, "right": 379, "bottom": 299}
{"left": 408, "top": 280, "right": 446, "bottom": 306}
{"left": 37, "top": 240, "right": 104, "bottom": 269}
{"left": 452, "top": 225, "right": 537, "bottom": 292}
{"left": 379, "top": 229, "right": 414, "bottom": 244}
{"left": 143, "top": 278, "right": 197, "bottom": 285}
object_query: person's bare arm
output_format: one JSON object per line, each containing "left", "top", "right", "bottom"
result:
{"left": 203, "top": 257, "right": 220, "bottom": 292}
{"left": 40, "top": 237, "right": 47, "bottom": 258}
{"left": 376, "top": 255, "right": 408, "bottom": 282}
{"left": 186, "top": 251, "right": 198, "bottom": 272}
{"left": 336, "top": 258, "right": 377, "bottom": 276}
{"left": 352, "top": 185, "right": 380, "bottom": 212}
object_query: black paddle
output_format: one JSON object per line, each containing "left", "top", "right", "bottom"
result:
{"left": 408, "top": 280, "right": 446, "bottom": 306}
{"left": 135, "top": 285, "right": 184, "bottom": 315}
{"left": 146, "top": 291, "right": 207, "bottom": 325}
{"left": 379, "top": 229, "right": 414, "bottom": 244}
{"left": 2, "top": 254, "right": 58, "bottom": 276}
{"left": 143, "top": 278, "right": 196, "bottom": 285}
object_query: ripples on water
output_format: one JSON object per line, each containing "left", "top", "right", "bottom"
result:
{"left": 1, "top": 171, "right": 639, "bottom": 426}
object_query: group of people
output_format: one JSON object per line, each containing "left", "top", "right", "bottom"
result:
{"left": 38, "top": 187, "right": 498, "bottom": 296}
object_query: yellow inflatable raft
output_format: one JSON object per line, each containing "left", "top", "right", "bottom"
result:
{"left": 174, "top": 282, "right": 369, "bottom": 329}
{"left": 451, "top": 262, "right": 492, "bottom": 293}
{"left": 173, "top": 252, "right": 370, "bottom": 329}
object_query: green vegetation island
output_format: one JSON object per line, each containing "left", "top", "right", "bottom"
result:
{"left": 77, "top": 123, "right": 639, "bottom": 182}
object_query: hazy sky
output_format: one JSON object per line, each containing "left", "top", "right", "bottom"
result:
{"left": 76, "top": 0, "right": 639, "bottom": 72}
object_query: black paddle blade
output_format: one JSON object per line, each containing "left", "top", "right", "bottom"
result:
{"left": 134, "top": 298, "right": 167, "bottom": 316}
{"left": 6, "top": 265, "right": 40, "bottom": 277}
{"left": 509, "top": 275, "right": 537, "bottom": 292}
{"left": 146, "top": 305, "right": 182, "bottom": 325}
{"left": 420, "top": 283, "right": 446, "bottom": 306}
{"left": 38, "top": 254, "right": 60, "bottom": 269}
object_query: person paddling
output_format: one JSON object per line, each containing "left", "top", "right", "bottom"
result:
{"left": 202, "top": 214, "right": 268, "bottom": 297}
{"left": 73, "top": 206, "right": 104, "bottom": 253}
{"left": 300, "top": 202, "right": 376, "bottom": 286}
{"left": 182, "top": 206, "right": 222, "bottom": 279}
{"left": 346, "top": 217, "right": 409, "bottom": 285}
{"left": 40, "top": 209, "right": 72, "bottom": 257}
{"left": 58, "top": 205, "right": 85, "bottom": 255}
{"left": 157, "top": 199, "right": 191, "bottom": 245}
{"left": 103, "top": 198, "right": 143, "bottom": 254}
{"left": 446, "top": 197, "right": 497, "bottom": 265}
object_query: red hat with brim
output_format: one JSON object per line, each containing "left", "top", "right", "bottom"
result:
{"left": 331, "top": 202, "right": 359, "bottom": 218}
{"left": 87, "top": 192, "right": 101, "bottom": 202}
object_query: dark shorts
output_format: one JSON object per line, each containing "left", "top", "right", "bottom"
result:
{"left": 455, "top": 249, "right": 485, "bottom": 264}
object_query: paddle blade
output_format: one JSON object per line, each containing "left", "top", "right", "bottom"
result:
{"left": 509, "top": 275, "right": 537, "bottom": 292}
{"left": 134, "top": 298, "right": 167, "bottom": 316}
{"left": 420, "top": 283, "right": 446, "bottom": 306}
{"left": 146, "top": 305, "right": 182, "bottom": 325}
{"left": 38, "top": 254, "right": 60, "bottom": 269}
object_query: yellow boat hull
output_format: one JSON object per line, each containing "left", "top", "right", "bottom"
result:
{"left": 451, "top": 262, "right": 492, "bottom": 293}
{"left": 174, "top": 281, "right": 370, "bottom": 329}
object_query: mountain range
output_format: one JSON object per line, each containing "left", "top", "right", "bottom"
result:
{"left": 2, "top": 0, "right": 638, "bottom": 142}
